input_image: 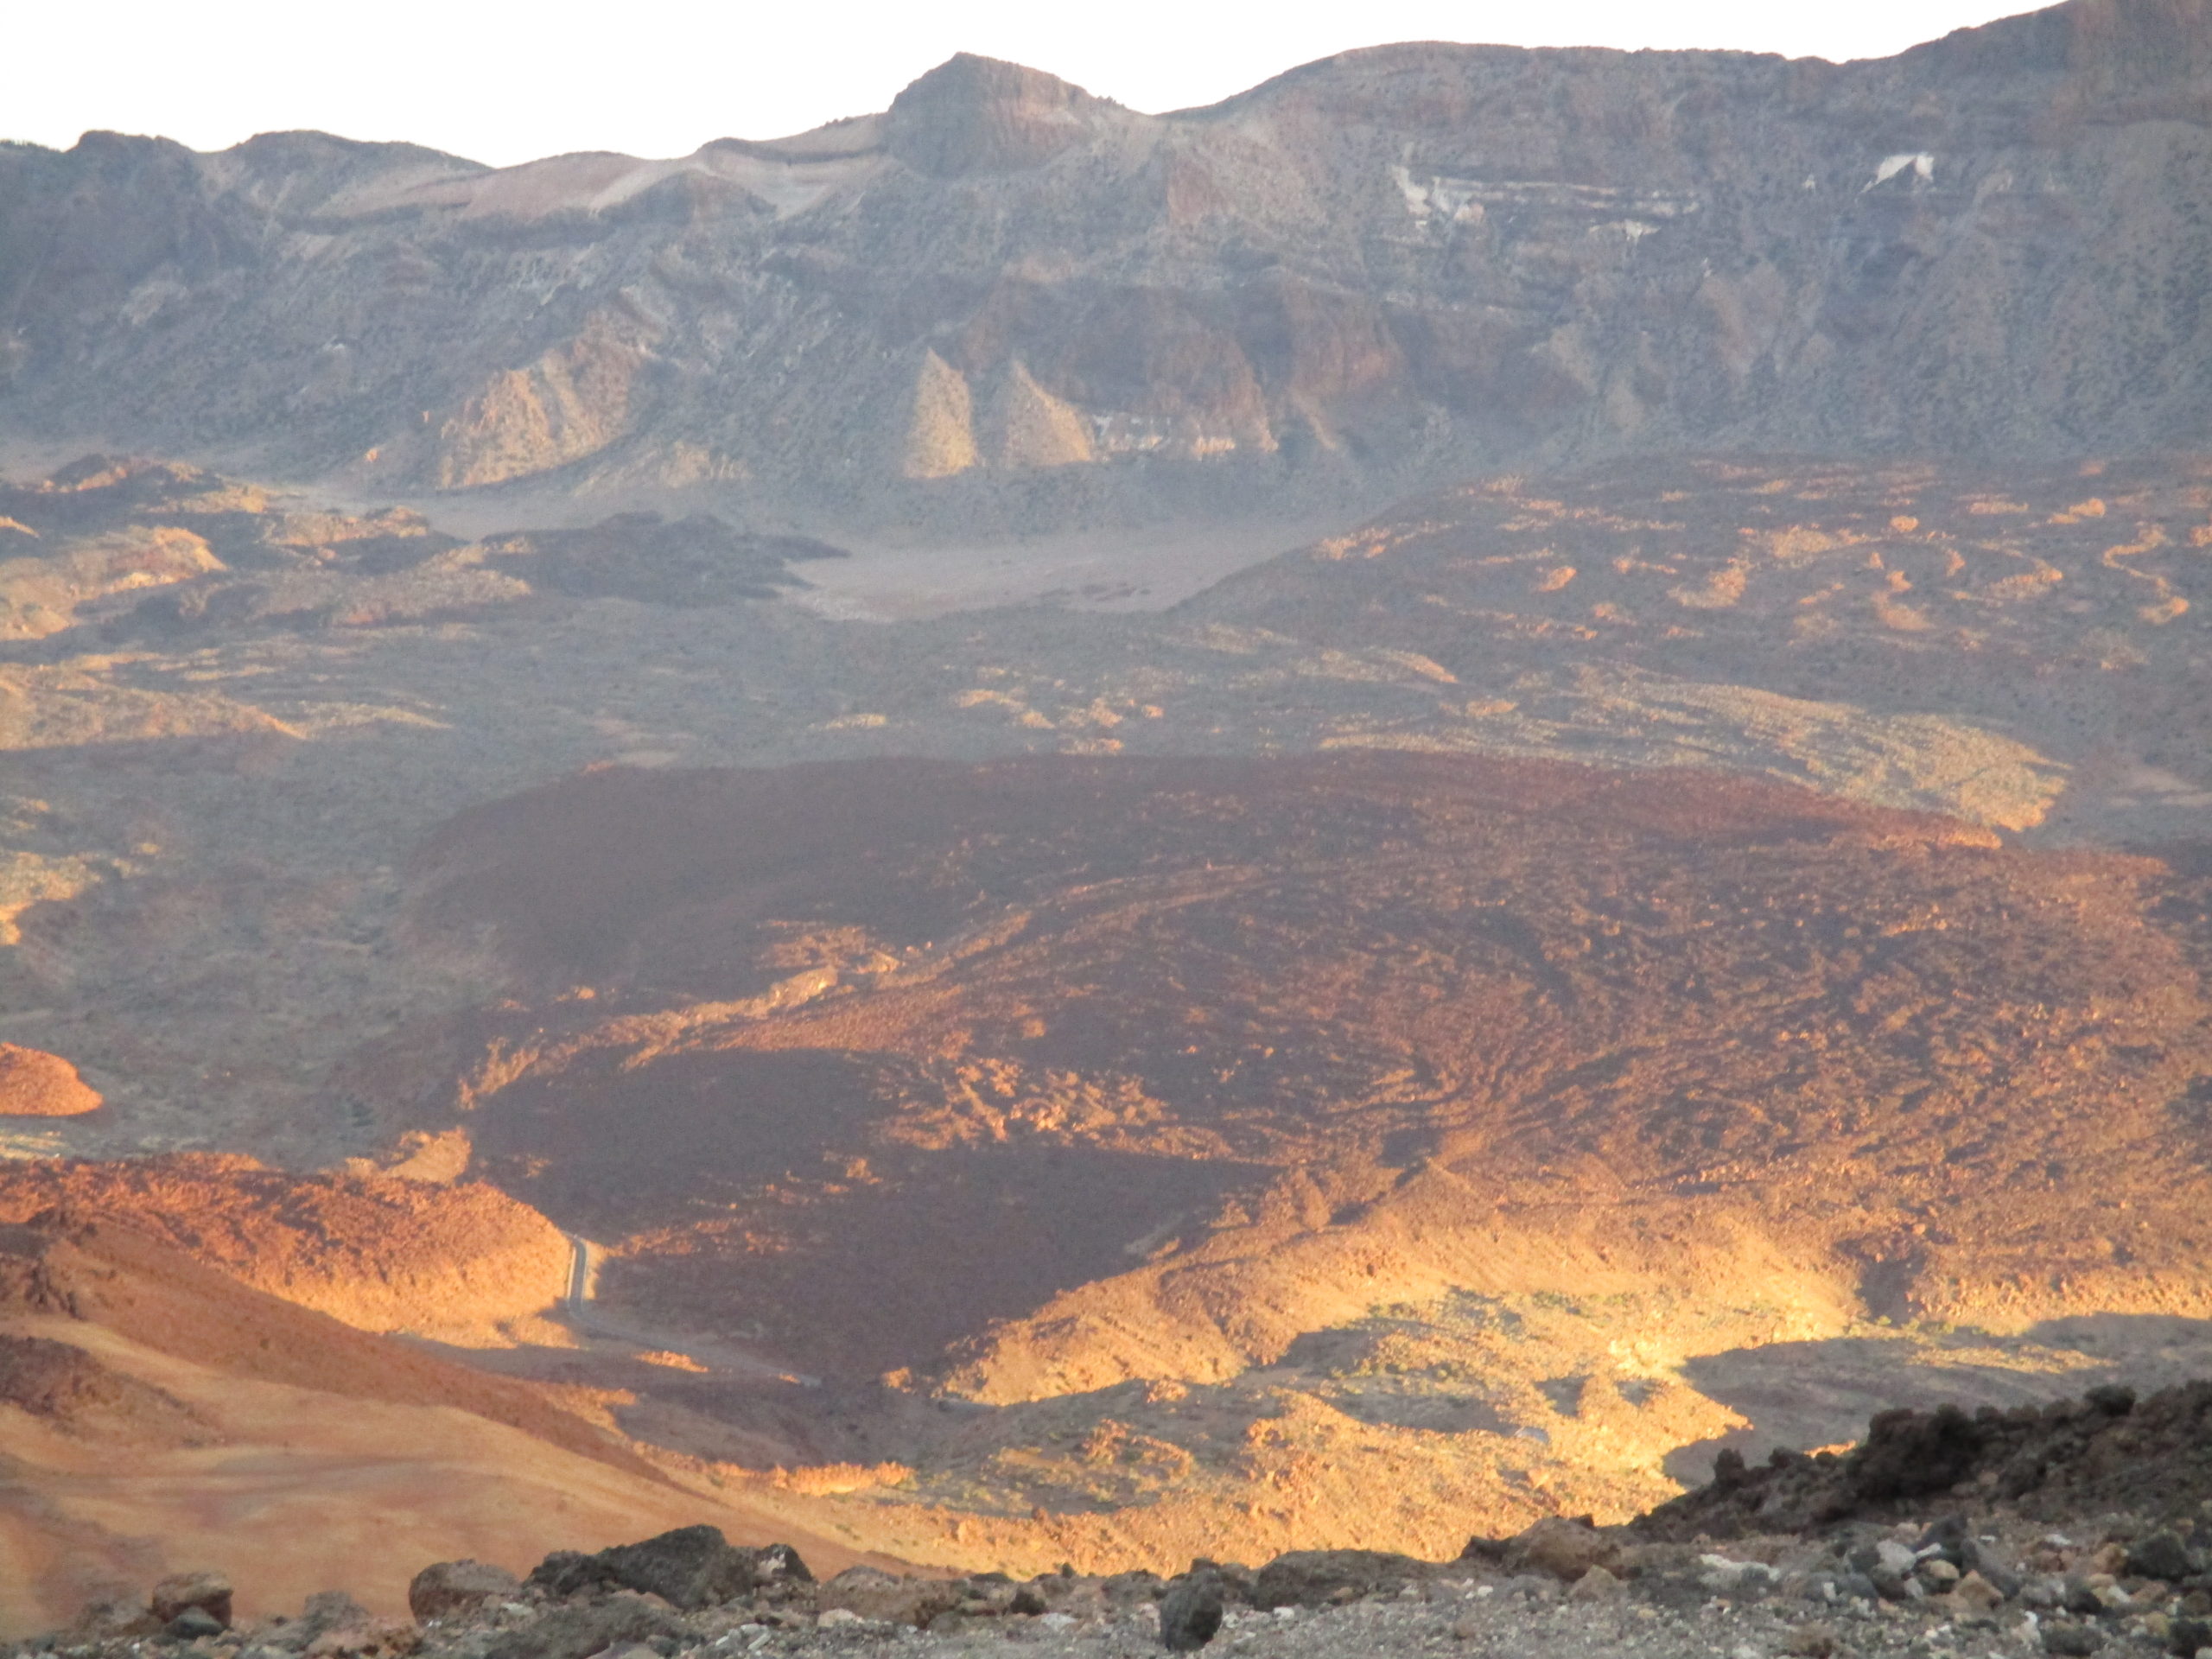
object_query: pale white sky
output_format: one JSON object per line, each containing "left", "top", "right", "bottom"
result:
{"left": 9, "top": 0, "right": 2039, "bottom": 168}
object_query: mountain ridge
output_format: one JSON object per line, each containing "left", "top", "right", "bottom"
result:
{"left": 5, "top": 0, "right": 2210, "bottom": 532}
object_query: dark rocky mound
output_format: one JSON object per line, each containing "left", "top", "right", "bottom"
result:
{"left": 525, "top": 1526, "right": 812, "bottom": 1610}
{"left": 1638, "top": 1380, "right": 2212, "bottom": 1540}
{"left": 0, "top": 1332, "right": 210, "bottom": 1442}
{"left": 0, "top": 1222, "right": 80, "bottom": 1318}
{"left": 478, "top": 513, "right": 845, "bottom": 605}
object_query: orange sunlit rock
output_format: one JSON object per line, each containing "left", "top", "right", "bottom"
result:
{"left": 0, "top": 1046, "right": 101, "bottom": 1117}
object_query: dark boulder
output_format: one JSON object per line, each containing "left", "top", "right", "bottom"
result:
{"left": 410, "top": 1559, "right": 522, "bottom": 1623}
{"left": 526, "top": 1526, "right": 806, "bottom": 1610}
{"left": 2127, "top": 1533, "right": 2195, "bottom": 1584}
{"left": 1159, "top": 1570, "right": 1224, "bottom": 1651}
{"left": 1848, "top": 1405, "right": 1986, "bottom": 1501}
{"left": 2084, "top": 1386, "right": 2136, "bottom": 1417}
{"left": 1911, "top": 1516, "right": 1968, "bottom": 1567}
{"left": 302, "top": 1590, "right": 371, "bottom": 1630}
{"left": 1504, "top": 1516, "right": 1616, "bottom": 1583}
{"left": 2043, "top": 1623, "right": 2105, "bottom": 1656}
{"left": 149, "top": 1571, "right": 232, "bottom": 1629}
{"left": 524, "top": 1551, "right": 605, "bottom": 1599}
{"left": 748, "top": 1541, "right": 815, "bottom": 1587}
{"left": 1099, "top": 1571, "right": 1166, "bottom": 1610}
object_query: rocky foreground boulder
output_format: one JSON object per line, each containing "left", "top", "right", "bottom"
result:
{"left": 404, "top": 1564, "right": 518, "bottom": 1625}
{"left": 16, "top": 1378, "right": 2212, "bottom": 1659}
{"left": 524, "top": 1526, "right": 810, "bottom": 1611}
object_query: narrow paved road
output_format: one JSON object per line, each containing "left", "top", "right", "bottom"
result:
{"left": 563, "top": 1231, "right": 595, "bottom": 1308}
{"left": 558, "top": 1232, "right": 819, "bottom": 1387}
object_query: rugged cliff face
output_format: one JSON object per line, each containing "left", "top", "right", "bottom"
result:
{"left": 3, "top": 0, "right": 2209, "bottom": 528}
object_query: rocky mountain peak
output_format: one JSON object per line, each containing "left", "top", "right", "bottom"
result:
{"left": 2056, "top": 0, "right": 2212, "bottom": 90}
{"left": 1913, "top": 0, "right": 2212, "bottom": 90}
{"left": 885, "top": 52, "right": 1119, "bottom": 176}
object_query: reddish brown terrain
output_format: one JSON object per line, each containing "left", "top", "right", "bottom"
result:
{"left": 0, "top": 1154, "right": 569, "bottom": 1344}
{"left": 364, "top": 750, "right": 2212, "bottom": 1570}
{"left": 3, "top": 448, "right": 2204, "bottom": 1189}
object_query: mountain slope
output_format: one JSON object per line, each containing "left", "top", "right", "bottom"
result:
{"left": 0, "top": 1211, "right": 887, "bottom": 1635}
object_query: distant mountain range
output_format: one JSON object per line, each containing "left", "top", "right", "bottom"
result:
{"left": 3, "top": 0, "right": 2209, "bottom": 529}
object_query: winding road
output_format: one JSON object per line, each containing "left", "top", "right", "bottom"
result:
{"left": 563, "top": 1231, "right": 597, "bottom": 1309}
{"left": 559, "top": 1232, "right": 820, "bottom": 1388}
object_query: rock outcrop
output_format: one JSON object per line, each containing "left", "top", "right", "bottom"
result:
{"left": 0, "top": 1154, "right": 570, "bottom": 1346}
{"left": 524, "top": 1528, "right": 810, "bottom": 1611}
{"left": 406, "top": 1561, "right": 519, "bottom": 1624}
{"left": 884, "top": 55, "right": 1116, "bottom": 179}
{"left": 146, "top": 1573, "right": 231, "bottom": 1630}
{"left": 0, "top": 1046, "right": 100, "bottom": 1116}
{"left": 0, "top": 1331, "right": 208, "bottom": 1443}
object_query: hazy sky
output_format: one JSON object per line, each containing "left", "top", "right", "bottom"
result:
{"left": 11, "top": 0, "right": 2038, "bottom": 168}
